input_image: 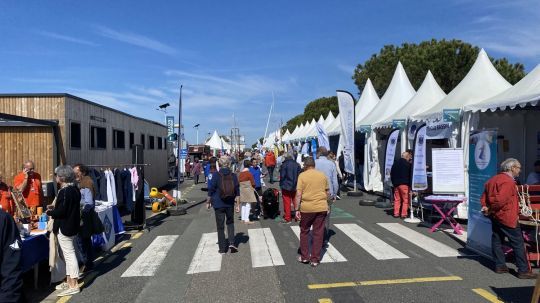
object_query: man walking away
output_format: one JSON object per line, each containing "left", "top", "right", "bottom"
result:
{"left": 206, "top": 156, "right": 240, "bottom": 254}
{"left": 279, "top": 151, "right": 301, "bottom": 223}
{"left": 265, "top": 150, "right": 277, "bottom": 184}
{"left": 315, "top": 147, "right": 338, "bottom": 243}
{"left": 481, "top": 158, "right": 537, "bottom": 279}
{"left": 0, "top": 209, "right": 24, "bottom": 302}
{"left": 390, "top": 151, "right": 412, "bottom": 218}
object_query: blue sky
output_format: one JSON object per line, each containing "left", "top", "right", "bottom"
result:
{"left": 1, "top": 0, "right": 539, "bottom": 145}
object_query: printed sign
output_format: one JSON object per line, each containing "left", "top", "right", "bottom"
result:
{"left": 384, "top": 129, "right": 400, "bottom": 182}
{"left": 359, "top": 125, "right": 371, "bottom": 133}
{"left": 467, "top": 130, "right": 498, "bottom": 257}
{"left": 443, "top": 109, "right": 460, "bottom": 123}
{"left": 412, "top": 125, "right": 428, "bottom": 190}
{"left": 392, "top": 119, "right": 406, "bottom": 129}
{"left": 166, "top": 116, "right": 175, "bottom": 137}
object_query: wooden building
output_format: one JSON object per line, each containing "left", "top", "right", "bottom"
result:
{"left": 0, "top": 94, "right": 168, "bottom": 187}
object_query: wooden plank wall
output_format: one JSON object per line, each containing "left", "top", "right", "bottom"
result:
{"left": 65, "top": 97, "right": 167, "bottom": 186}
{"left": 0, "top": 127, "right": 54, "bottom": 184}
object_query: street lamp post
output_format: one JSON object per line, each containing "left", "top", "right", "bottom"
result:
{"left": 194, "top": 123, "right": 200, "bottom": 144}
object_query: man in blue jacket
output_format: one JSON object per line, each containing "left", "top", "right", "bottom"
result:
{"left": 279, "top": 151, "right": 301, "bottom": 223}
{"left": 249, "top": 158, "right": 263, "bottom": 218}
{"left": 206, "top": 156, "right": 240, "bottom": 254}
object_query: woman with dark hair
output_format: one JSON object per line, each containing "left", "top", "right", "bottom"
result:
{"left": 192, "top": 158, "right": 202, "bottom": 184}
{"left": 47, "top": 165, "right": 81, "bottom": 296}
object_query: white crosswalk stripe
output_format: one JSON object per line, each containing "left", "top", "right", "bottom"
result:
{"left": 121, "top": 235, "right": 179, "bottom": 277}
{"left": 377, "top": 223, "right": 465, "bottom": 257}
{"left": 334, "top": 223, "right": 409, "bottom": 260}
{"left": 187, "top": 232, "right": 222, "bottom": 274}
{"left": 248, "top": 228, "right": 285, "bottom": 268}
{"left": 290, "top": 226, "right": 347, "bottom": 263}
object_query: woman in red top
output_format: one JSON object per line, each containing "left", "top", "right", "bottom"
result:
{"left": 0, "top": 176, "right": 14, "bottom": 215}
{"left": 238, "top": 160, "right": 257, "bottom": 224}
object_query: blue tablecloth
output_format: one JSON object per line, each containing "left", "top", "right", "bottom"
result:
{"left": 21, "top": 234, "right": 49, "bottom": 272}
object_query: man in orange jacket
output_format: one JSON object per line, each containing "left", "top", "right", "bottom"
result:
{"left": 480, "top": 158, "right": 537, "bottom": 279}
{"left": 13, "top": 160, "right": 43, "bottom": 210}
{"left": 265, "top": 150, "right": 277, "bottom": 184}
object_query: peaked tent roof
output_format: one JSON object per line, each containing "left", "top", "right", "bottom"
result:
{"left": 465, "top": 64, "right": 540, "bottom": 112}
{"left": 327, "top": 113, "right": 341, "bottom": 136}
{"left": 354, "top": 78, "right": 380, "bottom": 129}
{"left": 357, "top": 62, "right": 416, "bottom": 127}
{"left": 206, "top": 130, "right": 225, "bottom": 150}
{"left": 412, "top": 49, "right": 511, "bottom": 121}
{"left": 374, "top": 71, "right": 446, "bottom": 128}
{"left": 323, "top": 111, "right": 335, "bottom": 130}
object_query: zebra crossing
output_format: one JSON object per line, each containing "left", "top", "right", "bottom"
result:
{"left": 121, "top": 223, "right": 468, "bottom": 277}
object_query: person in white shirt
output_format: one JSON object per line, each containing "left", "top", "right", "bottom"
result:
{"left": 526, "top": 160, "right": 540, "bottom": 185}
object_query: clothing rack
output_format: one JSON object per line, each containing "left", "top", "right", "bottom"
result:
{"left": 85, "top": 164, "right": 151, "bottom": 167}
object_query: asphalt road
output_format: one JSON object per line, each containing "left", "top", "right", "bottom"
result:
{"left": 39, "top": 177, "right": 536, "bottom": 303}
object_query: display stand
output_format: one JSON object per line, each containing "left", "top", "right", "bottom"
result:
{"left": 404, "top": 192, "right": 421, "bottom": 223}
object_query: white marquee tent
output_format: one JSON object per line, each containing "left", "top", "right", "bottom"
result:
{"left": 205, "top": 130, "right": 231, "bottom": 151}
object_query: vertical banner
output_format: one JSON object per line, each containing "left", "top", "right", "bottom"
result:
{"left": 467, "top": 130, "right": 497, "bottom": 257}
{"left": 336, "top": 90, "right": 355, "bottom": 174}
{"left": 316, "top": 122, "right": 330, "bottom": 150}
{"left": 384, "top": 129, "right": 400, "bottom": 182}
{"left": 412, "top": 125, "right": 428, "bottom": 190}
{"left": 166, "top": 116, "right": 175, "bottom": 137}
{"left": 311, "top": 138, "right": 317, "bottom": 159}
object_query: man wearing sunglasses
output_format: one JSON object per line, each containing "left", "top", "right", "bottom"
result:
{"left": 13, "top": 160, "right": 43, "bottom": 209}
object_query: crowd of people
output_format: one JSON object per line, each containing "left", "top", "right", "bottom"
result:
{"left": 204, "top": 146, "right": 341, "bottom": 267}
{"left": 0, "top": 161, "right": 105, "bottom": 300}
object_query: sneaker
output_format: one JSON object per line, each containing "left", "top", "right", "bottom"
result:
{"left": 297, "top": 256, "right": 309, "bottom": 264}
{"left": 494, "top": 266, "right": 509, "bottom": 274}
{"left": 218, "top": 250, "right": 227, "bottom": 255}
{"left": 310, "top": 262, "right": 319, "bottom": 267}
{"left": 55, "top": 282, "right": 69, "bottom": 290}
{"left": 229, "top": 245, "right": 238, "bottom": 253}
{"left": 335, "top": 195, "right": 341, "bottom": 200}
{"left": 57, "top": 287, "right": 80, "bottom": 297}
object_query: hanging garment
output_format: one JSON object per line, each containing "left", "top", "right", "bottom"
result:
{"left": 99, "top": 170, "right": 108, "bottom": 202}
{"left": 105, "top": 169, "right": 117, "bottom": 204}
{"left": 89, "top": 169, "right": 102, "bottom": 201}
{"left": 129, "top": 167, "right": 139, "bottom": 202}
{"left": 114, "top": 169, "right": 124, "bottom": 207}
{"left": 121, "top": 169, "right": 133, "bottom": 212}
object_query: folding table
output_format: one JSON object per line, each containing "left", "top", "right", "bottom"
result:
{"left": 424, "top": 195, "right": 466, "bottom": 235}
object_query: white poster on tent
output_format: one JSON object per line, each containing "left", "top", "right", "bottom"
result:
{"left": 337, "top": 91, "right": 355, "bottom": 174}
{"left": 432, "top": 148, "right": 465, "bottom": 193}
{"left": 316, "top": 122, "right": 330, "bottom": 150}
{"left": 412, "top": 125, "right": 428, "bottom": 190}
{"left": 384, "top": 129, "right": 400, "bottom": 182}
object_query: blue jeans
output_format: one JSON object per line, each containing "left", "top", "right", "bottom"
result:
{"left": 214, "top": 207, "right": 235, "bottom": 252}
{"left": 491, "top": 219, "right": 529, "bottom": 273}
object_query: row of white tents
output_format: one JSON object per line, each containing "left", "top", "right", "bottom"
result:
{"left": 264, "top": 49, "right": 540, "bottom": 217}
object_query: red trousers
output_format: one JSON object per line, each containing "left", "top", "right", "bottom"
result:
{"left": 282, "top": 189, "right": 296, "bottom": 222}
{"left": 299, "top": 211, "right": 327, "bottom": 263}
{"left": 393, "top": 185, "right": 410, "bottom": 217}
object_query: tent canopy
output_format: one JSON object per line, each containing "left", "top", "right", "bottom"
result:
{"left": 354, "top": 78, "right": 380, "bottom": 130}
{"left": 412, "top": 49, "right": 511, "bottom": 121}
{"left": 465, "top": 64, "right": 540, "bottom": 112}
{"left": 357, "top": 62, "right": 416, "bottom": 127}
{"left": 205, "top": 130, "right": 229, "bottom": 150}
{"left": 374, "top": 70, "right": 446, "bottom": 128}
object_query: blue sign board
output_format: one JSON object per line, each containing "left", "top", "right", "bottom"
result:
{"left": 166, "top": 116, "right": 175, "bottom": 137}
{"left": 180, "top": 148, "right": 188, "bottom": 159}
{"left": 467, "top": 130, "right": 497, "bottom": 257}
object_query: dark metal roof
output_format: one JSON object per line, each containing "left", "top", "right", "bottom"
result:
{"left": 0, "top": 93, "right": 166, "bottom": 128}
{"left": 0, "top": 113, "right": 58, "bottom": 127}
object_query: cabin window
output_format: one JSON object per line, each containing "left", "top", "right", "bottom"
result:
{"left": 149, "top": 135, "right": 155, "bottom": 149}
{"left": 90, "top": 126, "right": 107, "bottom": 149}
{"left": 140, "top": 134, "right": 145, "bottom": 149}
{"left": 157, "top": 137, "right": 163, "bottom": 149}
{"left": 129, "top": 132, "right": 135, "bottom": 149}
{"left": 113, "top": 129, "right": 125, "bottom": 149}
{"left": 70, "top": 122, "right": 81, "bottom": 149}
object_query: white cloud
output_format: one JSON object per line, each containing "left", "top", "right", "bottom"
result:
{"left": 95, "top": 25, "right": 176, "bottom": 55}
{"left": 337, "top": 64, "right": 355, "bottom": 75}
{"left": 36, "top": 30, "right": 98, "bottom": 46}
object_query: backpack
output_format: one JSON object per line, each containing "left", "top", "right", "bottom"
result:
{"left": 219, "top": 172, "right": 236, "bottom": 200}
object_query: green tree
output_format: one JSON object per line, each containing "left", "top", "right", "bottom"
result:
{"left": 353, "top": 39, "right": 525, "bottom": 95}
{"left": 282, "top": 97, "right": 339, "bottom": 133}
